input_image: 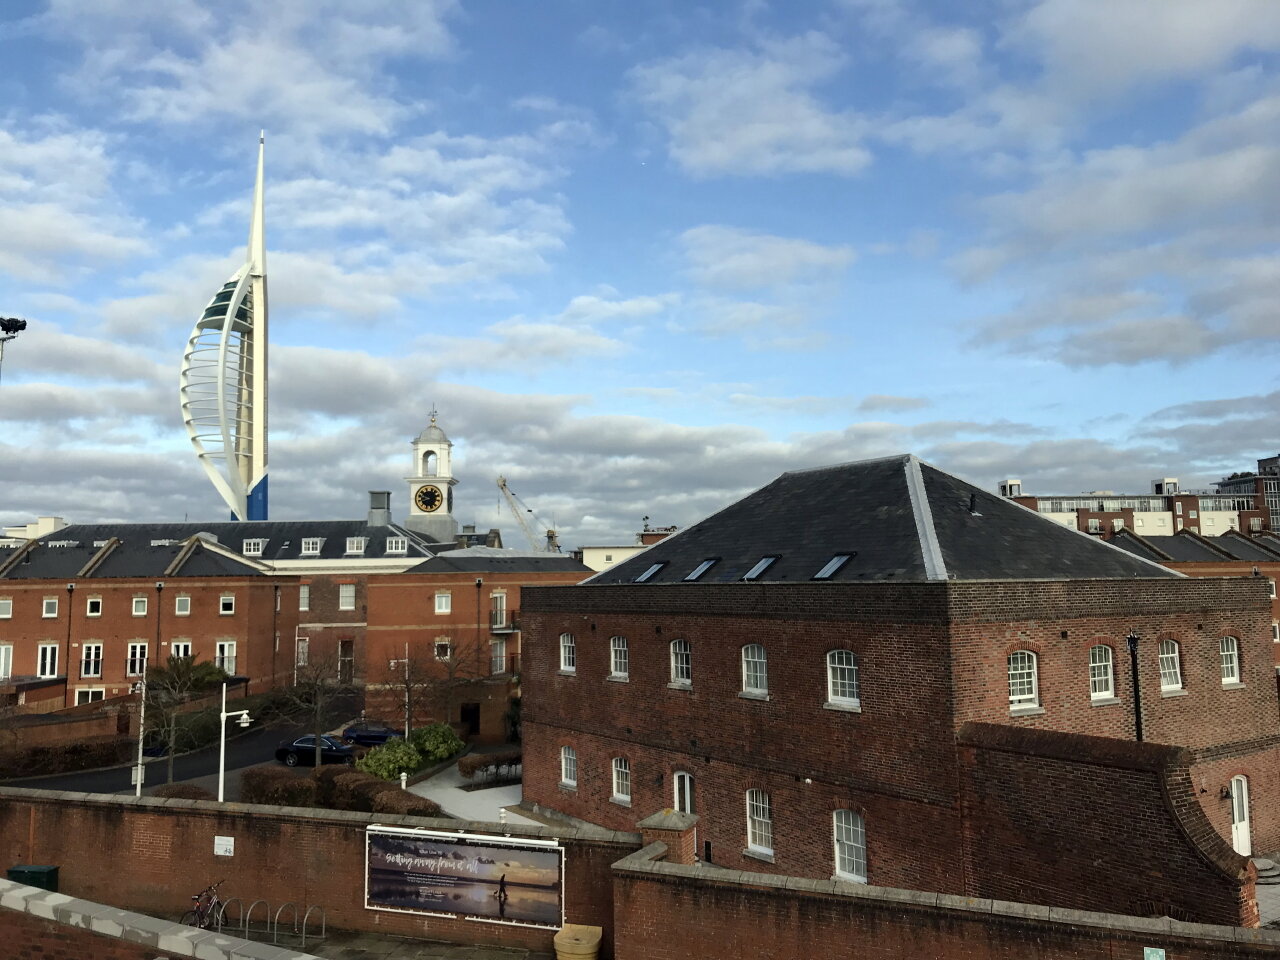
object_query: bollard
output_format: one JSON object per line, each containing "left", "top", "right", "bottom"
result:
{"left": 400, "top": 772, "right": 408, "bottom": 791}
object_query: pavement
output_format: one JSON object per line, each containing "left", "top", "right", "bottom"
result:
{"left": 1257, "top": 874, "right": 1280, "bottom": 927}
{"left": 407, "top": 752, "right": 540, "bottom": 826}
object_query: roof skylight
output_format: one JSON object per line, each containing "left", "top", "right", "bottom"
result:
{"left": 635, "top": 562, "right": 665, "bottom": 583}
{"left": 684, "top": 558, "right": 717, "bottom": 581}
{"left": 813, "top": 554, "right": 852, "bottom": 580}
{"left": 742, "top": 556, "right": 778, "bottom": 581}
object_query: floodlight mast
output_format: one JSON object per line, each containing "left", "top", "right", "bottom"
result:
{"left": 179, "top": 135, "right": 269, "bottom": 521}
{"left": 0, "top": 317, "right": 28, "bottom": 389}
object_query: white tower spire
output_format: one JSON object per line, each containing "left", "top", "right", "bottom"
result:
{"left": 180, "top": 135, "right": 270, "bottom": 521}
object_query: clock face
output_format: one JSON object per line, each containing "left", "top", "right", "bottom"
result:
{"left": 415, "top": 484, "right": 443, "bottom": 513}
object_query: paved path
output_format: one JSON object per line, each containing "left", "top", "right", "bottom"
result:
{"left": 1258, "top": 879, "right": 1280, "bottom": 927}
{"left": 408, "top": 763, "right": 540, "bottom": 826}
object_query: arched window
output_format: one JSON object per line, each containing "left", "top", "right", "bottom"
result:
{"left": 611, "top": 757, "right": 631, "bottom": 803}
{"left": 610, "top": 636, "right": 629, "bottom": 679}
{"left": 1158, "top": 639, "right": 1182, "bottom": 690}
{"left": 423, "top": 451, "right": 438, "bottom": 476}
{"left": 826, "top": 650, "right": 860, "bottom": 707}
{"left": 674, "top": 771, "right": 695, "bottom": 814}
{"left": 1220, "top": 636, "right": 1241, "bottom": 684}
{"left": 833, "top": 810, "right": 867, "bottom": 883}
{"left": 1007, "top": 650, "right": 1038, "bottom": 708}
{"left": 746, "top": 789, "right": 772, "bottom": 854}
{"left": 742, "top": 644, "right": 768, "bottom": 696}
{"left": 560, "top": 746, "right": 577, "bottom": 787}
{"left": 670, "top": 638, "right": 692, "bottom": 686}
{"left": 1089, "top": 645, "right": 1114, "bottom": 699}
{"left": 559, "top": 633, "right": 576, "bottom": 673}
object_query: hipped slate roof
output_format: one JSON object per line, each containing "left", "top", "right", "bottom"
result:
{"left": 0, "top": 534, "right": 266, "bottom": 580}
{"left": 408, "top": 547, "right": 590, "bottom": 576}
{"left": 589, "top": 455, "right": 1180, "bottom": 585}
{"left": 1110, "top": 529, "right": 1280, "bottom": 564}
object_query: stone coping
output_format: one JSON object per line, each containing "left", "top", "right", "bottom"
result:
{"left": 0, "top": 878, "right": 323, "bottom": 959}
{"left": 612, "top": 842, "right": 1280, "bottom": 947}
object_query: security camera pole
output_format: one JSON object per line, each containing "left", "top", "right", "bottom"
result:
{"left": 217, "top": 681, "right": 253, "bottom": 802}
{"left": 0, "top": 317, "right": 28, "bottom": 388}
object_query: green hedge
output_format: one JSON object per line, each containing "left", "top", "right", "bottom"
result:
{"left": 239, "top": 766, "right": 319, "bottom": 807}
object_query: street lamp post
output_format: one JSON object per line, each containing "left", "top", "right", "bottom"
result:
{"left": 218, "top": 681, "right": 253, "bottom": 802}
{"left": 132, "top": 664, "right": 147, "bottom": 797}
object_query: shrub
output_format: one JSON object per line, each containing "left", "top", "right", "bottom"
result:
{"left": 357, "top": 739, "right": 422, "bottom": 780}
{"left": 331, "top": 771, "right": 399, "bottom": 812}
{"left": 410, "top": 723, "right": 464, "bottom": 763}
{"left": 458, "top": 748, "right": 522, "bottom": 782}
{"left": 151, "top": 783, "right": 215, "bottom": 801}
{"left": 240, "top": 766, "right": 318, "bottom": 807}
{"left": 310, "top": 764, "right": 351, "bottom": 806}
{"left": 371, "top": 791, "right": 444, "bottom": 818}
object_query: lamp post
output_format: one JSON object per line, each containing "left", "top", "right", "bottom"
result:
{"left": 218, "top": 681, "right": 253, "bottom": 802}
{"left": 132, "top": 663, "right": 147, "bottom": 797}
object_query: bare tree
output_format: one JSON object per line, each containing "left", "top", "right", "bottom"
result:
{"left": 266, "top": 650, "right": 356, "bottom": 766}
{"left": 381, "top": 641, "right": 485, "bottom": 734}
{"left": 143, "top": 655, "right": 229, "bottom": 783}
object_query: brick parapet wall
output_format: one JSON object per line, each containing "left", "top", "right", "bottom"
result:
{"left": 610, "top": 844, "right": 1280, "bottom": 960}
{"left": 0, "top": 880, "right": 324, "bottom": 959}
{"left": 0, "top": 788, "right": 637, "bottom": 956}
{"left": 957, "top": 722, "right": 1257, "bottom": 927}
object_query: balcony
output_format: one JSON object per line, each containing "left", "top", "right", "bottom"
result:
{"left": 490, "top": 610, "right": 519, "bottom": 634}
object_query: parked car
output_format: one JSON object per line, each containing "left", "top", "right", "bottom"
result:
{"left": 340, "top": 721, "right": 403, "bottom": 746}
{"left": 275, "top": 734, "right": 356, "bottom": 767}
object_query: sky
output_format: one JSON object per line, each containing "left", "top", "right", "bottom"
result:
{"left": 2, "top": 0, "right": 1280, "bottom": 549}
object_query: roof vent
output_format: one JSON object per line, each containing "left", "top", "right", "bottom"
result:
{"left": 969, "top": 493, "right": 982, "bottom": 516}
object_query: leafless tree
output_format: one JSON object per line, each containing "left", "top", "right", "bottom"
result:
{"left": 143, "top": 655, "right": 229, "bottom": 783}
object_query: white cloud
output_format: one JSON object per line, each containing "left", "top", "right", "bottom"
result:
{"left": 857, "top": 394, "right": 930, "bottom": 413}
{"left": 680, "top": 225, "right": 855, "bottom": 290}
{"left": 628, "top": 33, "right": 871, "bottom": 177}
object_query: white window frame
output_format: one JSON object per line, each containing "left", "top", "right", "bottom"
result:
{"left": 1158, "top": 639, "right": 1182, "bottom": 691}
{"left": 299, "top": 584, "right": 310, "bottom": 612}
{"left": 241, "top": 538, "right": 266, "bottom": 557}
{"left": 1273, "top": 622, "right": 1279, "bottom": 643}
{"left": 0, "top": 597, "right": 10, "bottom": 619}
{"left": 37, "top": 644, "right": 58, "bottom": 678}
{"left": 345, "top": 537, "right": 366, "bottom": 555}
{"left": 385, "top": 536, "right": 408, "bottom": 556}
{"left": 1270, "top": 579, "right": 1277, "bottom": 599}
{"left": 611, "top": 757, "right": 631, "bottom": 804}
{"left": 674, "top": 771, "right": 695, "bottom": 814}
{"left": 435, "top": 640, "right": 452, "bottom": 661}
{"left": 490, "top": 638, "right": 507, "bottom": 675}
{"left": 1252, "top": 517, "right": 1264, "bottom": 531}
{"left": 81, "top": 642, "right": 102, "bottom": 678}
{"left": 0, "top": 645, "right": 11, "bottom": 679}
{"left": 86, "top": 597, "right": 102, "bottom": 617}
{"left": 300, "top": 538, "right": 323, "bottom": 556}
{"left": 132, "top": 596, "right": 148, "bottom": 617}
{"left": 1007, "top": 650, "right": 1038, "bottom": 709}
{"left": 216, "top": 641, "right": 237, "bottom": 675}
{"left": 1089, "top": 645, "right": 1114, "bottom": 699}
{"left": 746, "top": 789, "right": 773, "bottom": 855}
{"left": 1220, "top": 636, "right": 1241, "bottom": 685}
{"left": 670, "top": 638, "right": 692, "bottom": 686}
{"left": 741, "top": 644, "right": 768, "bottom": 696}
{"left": 560, "top": 746, "right": 577, "bottom": 787}
{"left": 610, "top": 635, "right": 629, "bottom": 679}
{"left": 826, "top": 649, "right": 860, "bottom": 708}
{"left": 295, "top": 638, "right": 309, "bottom": 666}
{"left": 75, "top": 688, "right": 105, "bottom": 706}
{"left": 171, "top": 640, "right": 192, "bottom": 660}
{"left": 174, "top": 594, "right": 191, "bottom": 616}
{"left": 435, "top": 592, "right": 452, "bottom": 615}
{"left": 219, "top": 594, "right": 235, "bottom": 615}
{"left": 126, "top": 642, "right": 148, "bottom": 677}
{"left": 833, "top": 810, "right": 867, "bottom": 883}
{"left": 338, "top": 583, "right": 356, "bottom": 611}
{"left": 42, "top": 596, "right": 58, "bottom": 618}
{"left": 559, "top": 633, "right": 576, "bottom": 673}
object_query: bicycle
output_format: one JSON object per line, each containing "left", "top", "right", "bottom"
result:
{"left": 180, "top": 879, "right": 226, "bottom": 930}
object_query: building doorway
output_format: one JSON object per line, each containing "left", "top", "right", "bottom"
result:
{"left": 338, "top": 640, "right": 354, "bottom": 685}
{"left": 460, "top": 702, "right": 481, "bottom": 737}
{"left": 1231, "top": 775, "right": 1252, "bottom": 856}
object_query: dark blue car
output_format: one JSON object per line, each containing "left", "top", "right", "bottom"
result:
{"left": 275, "top": 734, "right": 356, "bottom": 767}
{"left": 340, "top": 721, "right": 403, "bottom": 746}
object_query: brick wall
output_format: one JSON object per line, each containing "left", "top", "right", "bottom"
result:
{"left": 612, "top": 844, "right": 1280, "bottom": 960}
{"left": 0, "top": 788, "right": 633, "bottom": 955}
{"left": 1, "top": 908, "right": 160, "bottom": 960}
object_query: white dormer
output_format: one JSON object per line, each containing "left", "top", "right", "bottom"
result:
{"left": 345, "top": 537, "right": 367, "bottom": 556}
{"left": 300, "top": 537, "right": 324, "bottom": 557}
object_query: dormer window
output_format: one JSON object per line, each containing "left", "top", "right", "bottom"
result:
{"left": 345, "top": 537, "right": 367, "bottom": 555}
{"left": 242, "top": 538, "right": 266, "bottom": 557}
{"left": 813, "top": 554, "right": 851, "bottom": 580}
{"left": 385, "top": 537, "right": 407, "bottom": 555}
{"left": 742, "top": 556, "right": 778, "bottom": 581}
{"left": 300, "top": 538, "right": 324, "bottom": 557}
{"left": 684, "top": 559, "right": 717, "bottom": 582}
{"left": 634, "top": 562, "right": 665, "bottom": 583}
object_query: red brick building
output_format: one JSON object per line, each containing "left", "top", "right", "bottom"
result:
{"left": 365, "top": 550, "right": 590, "bottom": 741}
{"left": 520, "top": 455, "right": 1278, "bottom": 924}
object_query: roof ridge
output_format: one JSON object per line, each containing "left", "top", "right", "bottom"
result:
{"left": 904, "top": 457, "right": 947, "bottom": 580}
{"left": 780, "top": 453, "right": 912, "bottom": 478}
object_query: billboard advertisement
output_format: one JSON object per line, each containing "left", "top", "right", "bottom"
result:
{"left": 366, "top": 825, "right": 563, "bottom": 928}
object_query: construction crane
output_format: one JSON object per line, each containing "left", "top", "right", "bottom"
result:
{"left": 496, "top": 476, "right": 561, "bottom": 552}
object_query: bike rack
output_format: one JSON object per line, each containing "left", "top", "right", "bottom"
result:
{"left": 299, "top": 905, "right": 327, "bottom": 948}
{"left": 215, "top": 896, "right": 242, "bottom": 933}
{"left": 272, "top": 901, "right": 298, "bottom": 944}
{"left": 239, "top": 899, "right": 270, "bottom": 940}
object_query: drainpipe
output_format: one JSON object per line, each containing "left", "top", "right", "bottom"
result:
{"left": 1126, "top": 632, "right": 1143, "bottom": 742}
{"left": 63, "top": 582, "right": 75, "bottom": 708}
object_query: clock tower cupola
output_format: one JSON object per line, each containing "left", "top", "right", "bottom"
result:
{"left": 404, "top": 409, "right": 459, "bottom": 543}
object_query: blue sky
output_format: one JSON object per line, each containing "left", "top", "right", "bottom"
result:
{"left": 2, "top": 0, "right": 1280, "bottom": 547}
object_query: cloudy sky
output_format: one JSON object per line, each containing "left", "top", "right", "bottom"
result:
{"left": 2, "top": 0, "right": 1279, "bottom": 547}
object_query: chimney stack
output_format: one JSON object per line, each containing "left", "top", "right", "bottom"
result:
{"left": 368, "top": 491, "right": 392, "bottom": 527}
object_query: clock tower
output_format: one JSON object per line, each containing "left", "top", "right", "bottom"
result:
{"left": 404, "top": 409, "right": 459, "bottom": 543}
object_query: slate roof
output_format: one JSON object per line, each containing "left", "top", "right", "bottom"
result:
{"left": 1110, "top": 530, "right": 1280, "bottom": 564}
{"left": 408, "top": 547, "right": 591, "bottom": 576}
{"left": 0, "top": 536, "right": 265, "bottom": 580}
{"left": 588, "top": 455, "right": 1181, "bottom": 585}
{"left": 16, "top": 520, "right": 435, "bottom": 563}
